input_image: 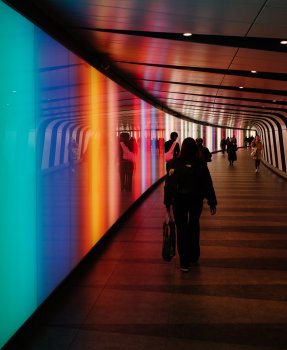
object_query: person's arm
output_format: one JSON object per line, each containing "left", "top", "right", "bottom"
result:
{"left": 205, "top": 147, "right": 212, "bottom": 162}
{"left": 163, "top": 166, "right": 177, "bottom": 210}
{"left": 164, "top": 176, "right": 172, "bottom": 210}
{"left": 174, "top": 143, "right": 180, "bottom": 157}
{"left": 202, "top": 165, "right": 217, "bottom": 214}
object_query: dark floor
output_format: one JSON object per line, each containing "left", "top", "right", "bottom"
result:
{"left": 7, "top": 148, "right": 287, "bottom": 349}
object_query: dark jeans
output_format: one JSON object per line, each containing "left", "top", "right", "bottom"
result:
{"left": 173, "top": 198, "right": 203, "bottom": 268}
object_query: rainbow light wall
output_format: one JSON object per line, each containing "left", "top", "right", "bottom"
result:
{"left": 0, "top": 2, "right": 246, "bottom": 348}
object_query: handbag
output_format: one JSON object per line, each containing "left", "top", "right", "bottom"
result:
{"left": 162, "top": 211, "right": 176, "bottom": 261}
{"left": 164, "top": 141, "right": 177, "bottom": 162}
{"left": 250, "top": 147, "right": 257, "bottom": 157}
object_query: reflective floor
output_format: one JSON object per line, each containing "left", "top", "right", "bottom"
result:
{"left": 5, "top": 148, "right": 287, "bottom": 350}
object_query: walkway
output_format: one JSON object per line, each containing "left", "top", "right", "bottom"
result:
{"left": 6, "top": 148, "right": 287, "bottom": 350}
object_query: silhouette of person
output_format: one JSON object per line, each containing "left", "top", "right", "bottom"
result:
{"left": 244, "top": 136, "right": 248, "bottom": 148}
{"left": 226, "top": 137, "right": 231, "bottom": 150}
{"left": 220, "top": 137, "right": 227, "bottom": 154}
{"left": 119, "top": 132, "right": 135, "bottom": 192}
{"left": 164, "top": 132, "right": 180, "bottom": 171}
{"left": 227, "top": 137, "right": 237, "bottom": 166}
{"left": 164, "top": 138, "right": 217, "bottom": 272}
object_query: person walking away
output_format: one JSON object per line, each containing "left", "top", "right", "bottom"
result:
{"left": 226, "top": 137, "right": 231, "bottom": 151}
{"left": 220, "top": 137, "right": 227, "bottom": 154}
{"left": 164, "top": 137, "right": 217, "bottom": 272}
{"left": 251, "top": 135, "right": 263, "bottom": 172}
{"left": 164, "top": 132, "right": 180, "bottom": 171}
{"left": 227, "top": 137, "right": 237, "bottom": 166}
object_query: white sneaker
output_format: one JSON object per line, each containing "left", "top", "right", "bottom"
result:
{"left": 180, "top": 267, "right": 190, "bottom": 272}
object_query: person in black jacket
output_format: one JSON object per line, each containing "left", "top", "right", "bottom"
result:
{"left": 227, "top": 137, "right": 237, "bottom": 166}
{"left": 164, "top": 137, "right": 217, "bottom": 272}
{"left": 164, "top": 132, "right": 180, "bottom": 171}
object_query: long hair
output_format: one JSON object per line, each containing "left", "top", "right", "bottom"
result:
{"left": 178, "top": 137, "right": 198, "bottom": 162}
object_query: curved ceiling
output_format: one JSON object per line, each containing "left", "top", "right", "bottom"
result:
{"left": 5, "top": 0, "right": 287, "bottom": 130}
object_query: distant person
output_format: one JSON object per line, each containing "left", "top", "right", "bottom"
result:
{"left": 68, "top": 136, "right": 79, "bottom": 172}
{"left": 220, "top": 137, "right": 227, "bottom": 154}
{"left": 244, "top": 136, "right": 248, "bottom": 148}
{"left": 227, "top": 137, "right": 237, "bottom": 166}
{"left": 119, "top": 132, "right": 135, "bottom": 192}
{"left": 226, "top": 137, "right": 231, "bottom": 150}
{"left": 164, "top": 132, "right": 180, "bottom": 171}
{"left": 196, "top": 138, "right": 212, "bottom": 163}
{"left": 164, "top": 138, "right": 217, "bottom": 272}
{"left": 251, "top": 135, "right": 263, "bottom": 173}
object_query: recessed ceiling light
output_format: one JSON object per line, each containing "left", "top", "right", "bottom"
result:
{"left": 183, "top": 33, "right": 192, "bottom": 37}
{"left": 239, "top": 86, "right": 244, "bottom": 89}
{"left": 272, "top": 100, "right": 277, "bottom": 103}
{"left": 251, "top": 70, "right": 257, "bottom": 74}
{"left": 280, "top": 40, "right": 287, "bottom": 44}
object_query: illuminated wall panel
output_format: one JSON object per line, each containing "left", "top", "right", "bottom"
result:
{"left": 0, "top": 2, "right": 37, "bottom": 347}
{"left": 206, "top": 126, "right": 213, "bottom": 151}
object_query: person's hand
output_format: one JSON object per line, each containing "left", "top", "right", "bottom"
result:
{"left": 210, "top": 207, "right": 216, "bottom": 215}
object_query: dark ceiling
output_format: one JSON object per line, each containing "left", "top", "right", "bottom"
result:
{"left": 4, "top": 0, "right": 287, "bottom": 130}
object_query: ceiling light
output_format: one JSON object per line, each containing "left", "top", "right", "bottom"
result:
{"left": 280, "top": 40, "right": 287, "bottom": 44}
{"left": 183, "top": 33, "right": 192, "bottom": 37}
{"left": 239, "top": 86, "right": 244, "bottom": 89}
{"left": 251, "top": 70, "right": 257, "bottom": 74}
